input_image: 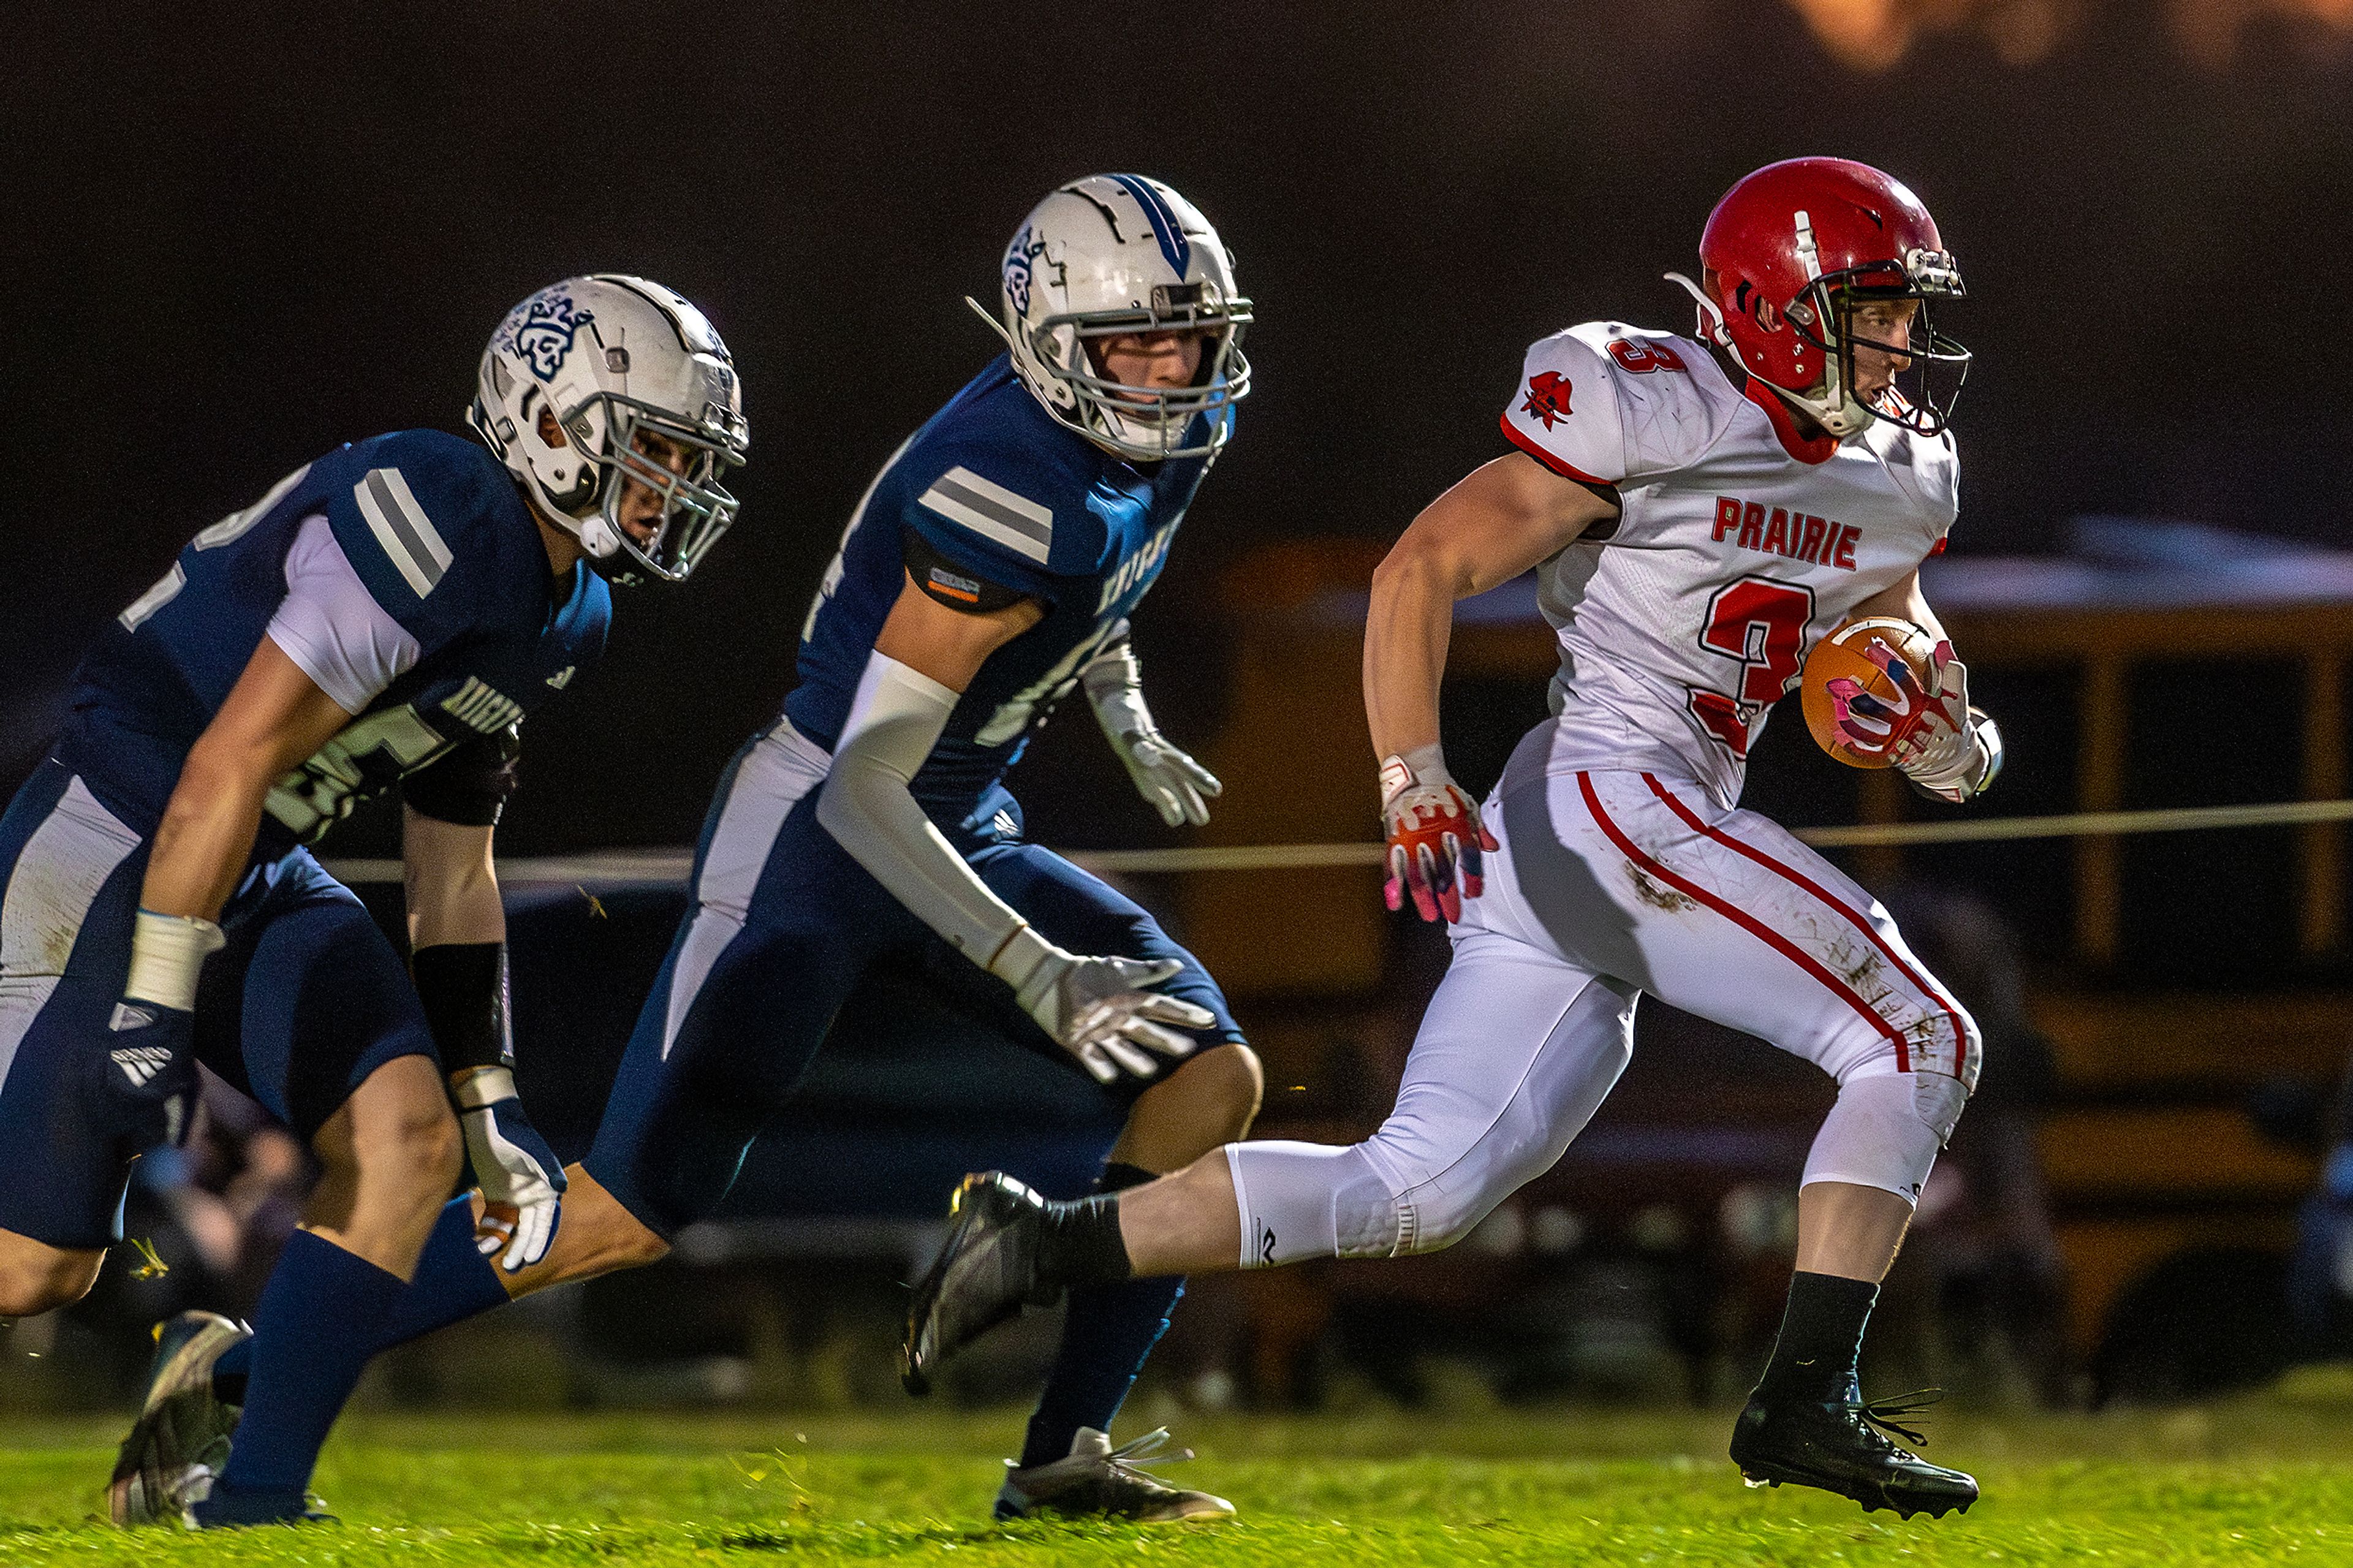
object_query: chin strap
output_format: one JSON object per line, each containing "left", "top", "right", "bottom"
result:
{"left": 966, "top": 295, "right": 1018, "bottom": 351}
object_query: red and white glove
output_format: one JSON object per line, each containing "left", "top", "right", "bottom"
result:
{"left": 1379, "top": 744, "right": 1498, "bottom": 924}
{"left": 1828, "top": 638, "right": 2003, "bottom": 803}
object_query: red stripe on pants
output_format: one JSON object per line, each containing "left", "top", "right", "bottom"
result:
{"left": 1574, "top": 771, "right": 1910, "bottom": 1067}
{"left": 1640, "top": 774, "right": 1966, "bottom": 1076}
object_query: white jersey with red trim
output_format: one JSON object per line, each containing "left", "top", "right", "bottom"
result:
{"left": 1498, "top": 320, "right": 1958, "bottom": 808}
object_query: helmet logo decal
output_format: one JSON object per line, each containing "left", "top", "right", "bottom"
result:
{"left": 1520, "top": 371, "right": 1574, "bottom": 430}
{"left": 497, "top": 290, "right": 595, "bottom": 382}
{"left": 1104, "top": 173, "right": 1192, "bottom": 275}
{"left": 1005, "top": 225, "right": 1050, "bottom": 316}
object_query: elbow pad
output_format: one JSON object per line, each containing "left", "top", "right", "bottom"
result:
{"left": 403, "top": 724, "right": 523, "bottom": 827}
{"left": 816, "top": 653, "right": 1031, "bottom": 968}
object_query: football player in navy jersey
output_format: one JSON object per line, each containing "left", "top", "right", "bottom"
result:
{"left": 4, "top": 275, "right": 749, "bottom": 1526}
{"left": 188, "top": 175, "right": 1260, "bottom": 1523}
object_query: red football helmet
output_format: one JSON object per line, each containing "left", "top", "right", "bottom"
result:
{"left": 1674, "top": 157, "right": 1968, "bottom": 439}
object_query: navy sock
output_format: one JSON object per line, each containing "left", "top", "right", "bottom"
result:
{"left": 371, "top": 1197, "right": 515, "bottom": 1350}
{"left": 1020, "top": 1164, "right": 1184, "bottom": 1469}
{"left": 199, "top": 1229, "right": 405, "bottom": 1518}
{"left": 211, "top": 1200, "right": 511, "bottom": 1404}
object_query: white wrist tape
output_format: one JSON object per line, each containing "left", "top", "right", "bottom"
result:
{"left": 816, "top": 651, "right": 1036, "bottom": 966}
{"left": 126, "top": 909, "right": 227, "bottom": 1012}
{"left": 452, "top": 1064, "right": 518, "bottom": 1110}
{"left": 987, "top": 923, "right": 1058, "bottom": 991}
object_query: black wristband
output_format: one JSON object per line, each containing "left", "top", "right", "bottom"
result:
{"left": 411, "top": 941, "right": 512, "bottom": 1076}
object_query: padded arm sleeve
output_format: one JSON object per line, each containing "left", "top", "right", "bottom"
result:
{"left": 814, "top": 651, "right": 1049, "bottom": 982}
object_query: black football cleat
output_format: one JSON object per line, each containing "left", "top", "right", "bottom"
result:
{"left": 903, "top": 1172, "right": 1061, "bottom": 1395}
{"left": 1729, "top": 1388, "right": 1979, "bottom": 1520}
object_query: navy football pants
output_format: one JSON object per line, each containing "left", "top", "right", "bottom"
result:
{"left": 0, "top": 761, "right": 434, "bottom": 1248}
{"left": 585, "top": 722, "right": 1244, "bottom": 1237}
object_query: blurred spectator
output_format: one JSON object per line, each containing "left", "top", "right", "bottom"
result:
{"left": 67, "top": 1070, "right": 311, "bottom": 1396}
{"left": 1871, "top": 879, "right": 2071, "bottom": 1406}
{"left": 2288, "top": 1053, "right": 2353, "bottom": 1351}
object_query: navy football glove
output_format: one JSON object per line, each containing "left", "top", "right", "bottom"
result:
{"left": 97, "top": 999, "right": 199, "bottom": 1152}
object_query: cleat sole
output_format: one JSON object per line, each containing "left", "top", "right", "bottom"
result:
{"left": 1732, "top": 1457, "right": 1972, "bottom": 1520}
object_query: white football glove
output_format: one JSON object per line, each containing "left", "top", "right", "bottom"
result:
{"left": 453, "top": 1067, "right": 565, "bottom": 1272}
{"left": 993, "top": 936, "right": 1213, "bottom": 1083}
{"left": 1081, "top": 625, "right": 1222, "bottom": 828}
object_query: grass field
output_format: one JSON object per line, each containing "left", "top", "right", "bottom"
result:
{"left": 6, "top": 1371, "right": 2353, "bottom": 1564}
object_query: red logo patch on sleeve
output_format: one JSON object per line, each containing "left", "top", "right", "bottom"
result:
{"left": 1520, "top": 371, "right": 1574, "bottom": 430}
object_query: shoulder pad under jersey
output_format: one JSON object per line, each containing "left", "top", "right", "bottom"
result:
{"left": 321, "top": 429, "right": 537, "bottom": 652}
{"left": 1502, "top": 324, "right": 1732, "bottom": 487}
{"left": 899, "top": 410, "right": 1107, "bottom": 601}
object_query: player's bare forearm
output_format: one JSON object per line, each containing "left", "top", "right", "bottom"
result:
{"left": 404, "top": 809, "right": 504, "bottom": 950}
{"left": 1852, "top": 567, "right": 1949, "bottom": 645}
{"left": 1365, "top": 453, "right": 1618, "bottom": 759}
{"left": 142, "top": 636, "right": 357, "bottom": 920}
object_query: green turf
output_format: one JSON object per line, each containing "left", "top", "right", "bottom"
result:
{"left": 7, "top": 1370, "right": 2353, "bottom": 1564}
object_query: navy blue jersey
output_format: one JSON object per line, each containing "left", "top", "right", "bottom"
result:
{"left": 59, "top": 428, "right": 609, "bottom": 859}
{"left": 787, "top": 355, "right": 1217, "bottom": 808}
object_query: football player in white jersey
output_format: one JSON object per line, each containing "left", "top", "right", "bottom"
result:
{"left": 904, "top": 157, "right": 2000, "bottom": 1521}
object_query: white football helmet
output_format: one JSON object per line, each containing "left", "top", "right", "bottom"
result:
{"left": 468, "top": 275, "right": 749, "bottom": 583}
{"left": 973, "top": 175, "right": 1251, "bottom": 463}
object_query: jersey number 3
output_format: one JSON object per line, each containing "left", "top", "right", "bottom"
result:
{"left": 1688, "top": 577, "right": 1813, "bottom": 759}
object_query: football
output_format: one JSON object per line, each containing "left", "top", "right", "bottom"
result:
{"left": 1800, "top": 617, "right": 1938, "bottom": 768}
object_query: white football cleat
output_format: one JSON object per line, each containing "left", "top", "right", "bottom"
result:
{"left": 993, "top": 1426, "right": 1234, "bottom": 1524}
{"left": 108, "top": 1311, "right": 249, "bottom": 1526}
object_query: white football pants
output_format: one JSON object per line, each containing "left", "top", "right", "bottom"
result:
{"left": 1229, "top": 743, "right": 1980, "bottom": 1268}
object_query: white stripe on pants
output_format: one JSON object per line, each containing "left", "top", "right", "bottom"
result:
{"left": 661, "top": 722, "right": 831, "bottom": 1059}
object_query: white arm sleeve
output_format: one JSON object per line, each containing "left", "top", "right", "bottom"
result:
{"left": 265, "top": 513, "right": 422, "bottom": 714}
{"left": 814, "top": 651, "right": 1060, "bottom": 990}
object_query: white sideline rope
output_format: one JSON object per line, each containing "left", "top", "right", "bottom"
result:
{"left": 318, "top": 796, "right": 2353, "bottom": 887}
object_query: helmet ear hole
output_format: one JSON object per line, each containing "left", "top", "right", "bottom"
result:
{"left": 537, "top": 404, "right": 567, "bottom": 449}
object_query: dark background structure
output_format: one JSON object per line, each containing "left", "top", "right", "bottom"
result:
{"left": 10, "top": 0, "right": 2353, "bottom": 854}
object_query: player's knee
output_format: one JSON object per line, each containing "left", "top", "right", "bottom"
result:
{"left": 1363, "top": 1100, "right": 1572, "bottom": 1256}
{"left": 1393, "top": 1172, "right": 1528, "bottom": 1256}
{"left": 0, "top": 1245, "right": 101, "bottom": 1317}
{"left": 609, "top": 1226, "right": 669, "bottom": 1271}
{"left": 1193, "top": 1042, "right": 1264, "bottom": 1139}
{"left": 368, "top": 1099, "right": 464, "bottom": 1204}
{"left": 604, "top": 1213, "right": 672, "bottom": 1271}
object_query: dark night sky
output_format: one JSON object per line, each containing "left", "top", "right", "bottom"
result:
{"left": 10, "top": 2, "right": 2353, "bottom": 850}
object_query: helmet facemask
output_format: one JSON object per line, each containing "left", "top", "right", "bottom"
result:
{"left": 561, "top": 389, "right": 747, "bottom": 584}
{"left": 1781, "top": 249, "right": 1969, "bottom": 439}
{"left": 1012, "top": 281, "right": 1252, "bottom": 463}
